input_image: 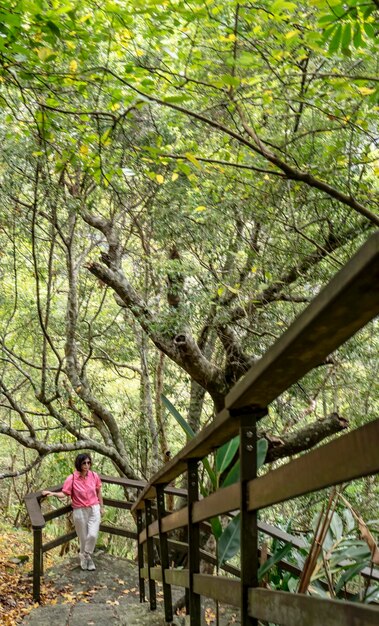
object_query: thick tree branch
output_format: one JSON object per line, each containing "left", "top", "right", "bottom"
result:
{"left": 0, "top": 422, "right": 139, "bottom": 477}
{"left": 82, "top": 212, "right": 122, "bottom": 267}
{"left": 83, "top": 223, "right": 228, "bottom": 406}
{"left": 86, "top": 260, "right": 227, "bottom": 405}
{"left": 217, "top": 324, "right": 255, "bottom": 385}
{"left": 172, "top": 333, "right": 227, "bottom": 409}
{"left": 263, "top": 413, "right": 349, "bottom": 464}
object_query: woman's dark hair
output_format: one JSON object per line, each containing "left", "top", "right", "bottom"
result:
{"left": 74, "top": 453, "right": 92, "bottom": 471}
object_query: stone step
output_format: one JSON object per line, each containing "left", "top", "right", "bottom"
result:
{"left": 22, "top": 600, "right": 184, "bottom": 625}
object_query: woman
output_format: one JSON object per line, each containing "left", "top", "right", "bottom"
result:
{"left": 42, "top": 453, "right": 104, "bottom": 571}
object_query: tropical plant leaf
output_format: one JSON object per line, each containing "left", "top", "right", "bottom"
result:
{"left": 220, "top": 437, "right": 267, "bottom": 489}
{"left": 161, "top": 394, "right": 216, "bottom": 488}
{"left": 353, "top": 22, "right": 363, "bottom": 48}
{"left": 216, "top": 436, "right": 239, "bottom": 475}
{"left": 342, "top": 507, "right": 355, "bottom": 533}
{"left": 161, "top": 394, "right": 195, "bottom": 438}
{"left": 364, "top": 585, "right": 379, "bottom": 604}
{"left": 211, "top": 516, "right": 223, "bottom": 540}
{"left": 257, "top": 438, "right": 268, "bottom": 469}
{"left": 328, "top": 23, "right": 342, "bottom": 53}
{"left": 222, "top": 459, "right": 240, "bottom": 488}
{"left": 341, "top": 22, "right": 352, "bottom": 50}
{"left": 218, "top": 513, "right": 241, "bottom": 565}
{"left": 329, "top": 544, "right": 370, "bottom": 567}
{"left": 330, "top": 511, "right": 343, "bottom": 541}
{"left": 258, "top": 542, "right": 292, "bottom": 580}
{"left": 335, "top": 561, "right": 367, "bottom": 594}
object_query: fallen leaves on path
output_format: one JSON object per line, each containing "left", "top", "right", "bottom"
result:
{"left": 0, "top": 555, "right": 58, "bottom": 625}
{"left": 0, "top": 527, "right": 74, "bottom": 625}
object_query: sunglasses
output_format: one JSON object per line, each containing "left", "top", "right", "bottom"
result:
{"left": 81, "top": 460, "right": 91, "bottom": 465}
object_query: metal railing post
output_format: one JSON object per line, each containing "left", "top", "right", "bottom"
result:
{"left": 156, "top": 484, "right": 173, "bottom": 622}
{"left": 187, "top": 458, "right": 201, "bottom": 625}
{"left": 32, "top": 527, "right": 42, "bottom": 603}
{"left": 136, "top": 509, "right": 145, "bottom": 603}
{"left": 239, "top": 407, "right": 267, "bottom": 626}
{"left": 145, "top": 499, "right": 157, "bottom": 611}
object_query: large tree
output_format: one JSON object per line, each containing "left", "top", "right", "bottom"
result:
{"left": 0, "top": 0, "right": 378, "bottom": 479}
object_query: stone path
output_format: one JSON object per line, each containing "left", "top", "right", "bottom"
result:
{"left": 22, "top": 552, "right": 180, "bottom": 625}
{"left": 21, "top": 553, "right": 241, "bottom": 625}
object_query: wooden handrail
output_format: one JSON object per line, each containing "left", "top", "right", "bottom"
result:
{"left": 249, "top": 588, "right": 379, "bottom": 625}
{"left": 133, "top": 234, "right": 379, "bottom": 625}
{"left": 24, "top": 494, "right": 45, "bottom": 529}
{"left": 132, "top": 232, "right": 379, "bottom": 510}
{"left": 137, "top": 421, "right": 378, "bottom": 530}
{"left": 25, "top": 475, "right": 149, "bottom": 529}
{"left": 247, "top": 418, "right": 379, "bottom": 510}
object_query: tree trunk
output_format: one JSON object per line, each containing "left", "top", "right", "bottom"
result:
{"left": 138, "top": 329, "right": 159, "bottom": 475}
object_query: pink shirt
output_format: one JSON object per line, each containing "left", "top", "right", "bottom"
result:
{"left": 62, "top": 470, "right": 102, "bottom": 509}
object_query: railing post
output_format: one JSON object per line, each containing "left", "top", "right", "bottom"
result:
{"left": 187, "top": 458, "right": 201, "bottom": 626}
{"left": 239, "top": 407, "right": 267, "bottom": 626}
{"left": 136, "top": 509, "right": 145, "bottom": 603}
{"left": 32, "top": 527, "right": 42, "bottom": 603}
{"left": 156, "top": 484, "right": 173, "bottom": 623}
{"left": 145, "top": 499, "right": 157, "bottom": 611}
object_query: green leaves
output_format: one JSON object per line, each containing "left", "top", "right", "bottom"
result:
{"left": 330, "top": 511, "right": 343, "bottom": 542}
{"left": 45, "top": 20, "right": 61, "bottom": 38}
{"left": 217, "top": 74, "right": 240, "bottom": 89}
{"left": 216, "top": 436, "right": 239, "bottom": 475}
{"left": 335, "top": 561, "right": 367, "bottom": 594}
{"left": 218, "top": 513, "right": 240, "bottom": 565}
{"left": 210, "top": 516, "right": 223, "bottom": 541}
{"left": 161, "top": 394, "right": 195, "bottom": 439}
{"left": 161, "top": 395, "right": 268, "bottom": 521}
{"left": 256, "top": 438, "right": 269, "bottom": 470}
{"left": 270, "top": 0, "right": 297, "bottom": 15}
{"left": 161, "top": 394, "right": 216, "bottom": 489}
{"left": 222, "top": 459, "right": 240, "bottom": 488}
{"left": 214, "top": 437, "right": 268, "bottom": 561}
{"left": 341, "top": 22, "right": 352, "bottom": 50}
{"left": 258, "top": 542, "right": 293, "bottom": 580}
{"left": 329, "top": 541, "right": 370, "bottom": 567}
{"left": 353, "top": 22, "right": 363, "bottom": 48}
{"left": 318, "top": 0, "right": 379, "bottom": 54}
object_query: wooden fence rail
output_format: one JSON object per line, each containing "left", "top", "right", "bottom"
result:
{"left": 24, "top": 475, "right": 147, "bottom": 602}
{"left": 131, "top": 233, "right": 379, "bottom": 626}
{"left": 23, "top": 474, "right": 338, "bottom": 604}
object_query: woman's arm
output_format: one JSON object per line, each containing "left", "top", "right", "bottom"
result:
{"left": 41, "top": 490, "right": 66, "bottom": 499}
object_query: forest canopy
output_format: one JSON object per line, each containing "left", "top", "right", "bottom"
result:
{"left": 0, "top": 0, "right": 378, "bottom": 488}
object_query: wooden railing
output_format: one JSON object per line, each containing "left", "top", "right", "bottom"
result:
{"left": 131, "top": 232, "right": 379, "bottom": 626}
{"left": 24, "top": 474, "right": 343, "bottom": 605}
{"left": 24, "top": 475, "right": 148, "bottom": 602}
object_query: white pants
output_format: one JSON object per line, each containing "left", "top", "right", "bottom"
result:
{"left": 72, "top": 504, "right": 101, "bottom": 556}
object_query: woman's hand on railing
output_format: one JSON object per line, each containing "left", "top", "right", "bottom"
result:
{"left": 41, "top": 490, "right": 66, "bottom": 499}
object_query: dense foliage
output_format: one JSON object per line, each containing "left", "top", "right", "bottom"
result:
{"left": 0, "top": 0, "right": 377, "bottom": 503}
